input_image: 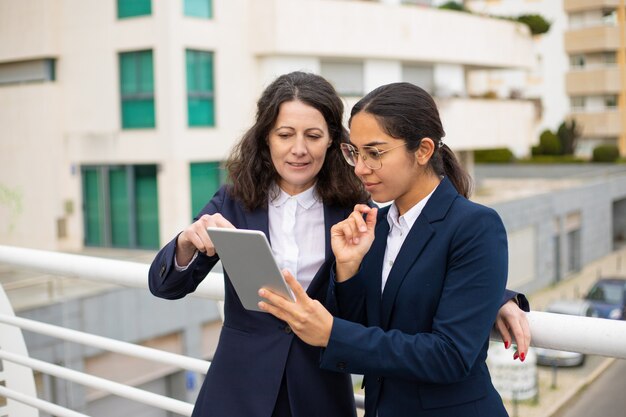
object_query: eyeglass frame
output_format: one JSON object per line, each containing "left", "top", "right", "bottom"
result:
{"left": 340, "top": 142, "right": 406, "bottom": 170}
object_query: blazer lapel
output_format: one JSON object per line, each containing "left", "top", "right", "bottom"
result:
{"left": 379, "top": 178, "right": 459, "bottom": 329}
{"left": 307, "top": 204, "right": 346, "bottom": 296}
{"left": 366, "top": 209, "right": 390, "bottom": 327}
{"left": 380, "top": 216, "right": 434, "bottom": 329}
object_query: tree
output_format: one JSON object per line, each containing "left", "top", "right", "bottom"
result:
{"left": 557, "top": 119, "right": 582, "bottom": 155}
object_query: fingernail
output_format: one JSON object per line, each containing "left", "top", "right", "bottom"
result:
{"left": 258, "top": 289, "right": 264, "bottom": 296}
{"left": 360, "top": 226, "right": 367, "bottom": 232}
{"left": 513, "top": 351, "right": 519, "bottom": 360}
{"left": 504, "top": 341, "right": 510, "bottom": 349}
{"left": 520, "top": 352, "right": 526, "bottom": 362}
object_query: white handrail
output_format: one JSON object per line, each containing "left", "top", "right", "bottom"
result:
{"left": 0, "top": 245, "right": 224, "bottom": 299}
{"left": 0, "top": 385, "right": 90, "bottom": 417}
{"left": 0, "top": 314, "right": 211, "bottom": 374}
{"left": 0, "top": 350, "right": 194, "bottom": 416}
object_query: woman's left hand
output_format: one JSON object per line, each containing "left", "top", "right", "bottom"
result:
{"left": 495, "top": 299, "right": 531, "bottom": 361}
{"left": 258, "top": 270, "right": 334, "bottom": 347}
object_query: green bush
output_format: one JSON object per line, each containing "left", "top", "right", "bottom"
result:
{"left": 519, "top": 155, "right": 586, "bottom": 164}
{"left": 474, "top": 148, "right": 515, "bottom": 163}
{"left": 516, "top": 14, "right": 551, "bottom": 35}
{"left": 438, "top": 1, "right": 468, "bottom": 12}
{"left": 537, "top": 130, "right": 562, "bottom": 155}
{"left": 592, "top": 145, "right": 620, "bottom": 162}
{"left": 557, "top": 119, "right": 581, "bottom": 155}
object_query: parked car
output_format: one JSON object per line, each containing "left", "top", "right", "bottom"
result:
{"left": 534, "top": 299, "right": 597, "bottom": 367}
{"left": 584, "top": 277, "right": 626, "bottom": 320}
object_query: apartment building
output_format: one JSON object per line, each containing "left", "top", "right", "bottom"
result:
{"left": 0, "top": 0, "right": 535, "bottom": 252}
{"left": 564, "top": 0, "right": 626, "bottom": 156}
{"left": 466, "top": 0, "right": 570, "bottom": 151}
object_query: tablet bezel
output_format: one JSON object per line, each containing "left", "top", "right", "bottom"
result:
{"left": 206, "top": 227, "right": 296, "bottom": 312}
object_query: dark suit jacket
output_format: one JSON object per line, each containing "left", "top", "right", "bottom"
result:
{"left": 321, "top": 178, "right": 511, "bottom": 417}
{"left": 148, "top": 186, "right": 357, "bottom": 417}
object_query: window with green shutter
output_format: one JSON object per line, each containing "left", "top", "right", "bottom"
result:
{"left": 118, "top": 0, "right": 152, "bottom": 19}
{"left": 186, "top": 50, "right": 215, "bottom": 127}
{"left": 81, "top": 165, "right": 159, "bottom": 249}
{"left": 190, "top": 162, "right": 222, "bottom": 219}
{"left": 184, "top": 0, "right": 212, "bottom": 18}
{"left": 120, "top": 50, "right": 155, "bottom": 129}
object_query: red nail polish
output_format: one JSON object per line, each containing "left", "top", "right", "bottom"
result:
{"left": 513, "top": 351, "right": 519, "bottom": 360}
{"left": 520, "top": 352, "right": 526, "bottom": 362}
{"left": 504, "top": 341, "right": 510, "bottom": 349}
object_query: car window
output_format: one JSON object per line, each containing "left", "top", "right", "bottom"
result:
{"left": 587, "top": 283, "right": 623, "bottom": 304}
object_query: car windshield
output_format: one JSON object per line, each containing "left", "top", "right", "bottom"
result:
{"left": 586, "top": 283, "right": 624, "bottom": 304}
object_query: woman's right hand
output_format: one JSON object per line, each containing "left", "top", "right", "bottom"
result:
{"left": 175, "top": 214, "right": 235, "bottom": 266}
{"left": 331, "top": 205, "right": 377, "bottom": 281}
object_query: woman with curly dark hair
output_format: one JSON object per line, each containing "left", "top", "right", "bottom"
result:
{"left": 149, "top": 73, "right": 529, "bottom": 417}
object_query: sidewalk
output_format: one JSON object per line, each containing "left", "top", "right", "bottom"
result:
{"left": 502, "top": 245, "right": 626, "bottom": 417}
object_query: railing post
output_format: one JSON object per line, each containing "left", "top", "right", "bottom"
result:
{"left": 0, "top": 284, "right": 38, "bottom": 417}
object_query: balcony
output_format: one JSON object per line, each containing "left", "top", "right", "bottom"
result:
{"left": 565, "top": 26, "right": 621, "bottom": 54}
{"left": 566, "top": 67, "right": 622, "bottom": 95}
{"left": 564, "top": 0, "right": 620, "bottom": 13}
{"left": 570, "top": 110, "right": 622, "bottom": 137}
{"left": 1, "top": 245, "right": 626, "bottom": 416}
{"left": 250, "top": 0, "right": 533, "bottom": 70}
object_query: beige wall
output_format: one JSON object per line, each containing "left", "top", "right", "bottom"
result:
{"left": 565, "top": 26, "right": 621, "bottom": 53}
{"left": 571, "top": 110, "right": 622, "bottom": 137}
{"left": 566, "top": 67, "right": 622, "bottom": 95}
{"left": 564, "top": 0, "right": 620, "bottom": 13}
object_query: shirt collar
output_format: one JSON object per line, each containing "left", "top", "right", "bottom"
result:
{"left": 269, "top": 183, "right": 319, "bottom": 210}
{"left": 387, "top": 184, "right": 438, "bottom": 231}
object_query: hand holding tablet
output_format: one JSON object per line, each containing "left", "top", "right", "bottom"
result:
{"left": 206, "top": 227, "right": 296, "bottom": 312}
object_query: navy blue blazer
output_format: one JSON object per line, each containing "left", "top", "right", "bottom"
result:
{"left": 148, "top": 186, "right": 357, "bottom": 417}
{"left": 321, "top": 178, "right": 510, "bottom": 417}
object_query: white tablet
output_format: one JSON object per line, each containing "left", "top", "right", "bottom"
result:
{"left": 206, "top": 227, "right": 296, "bottom": 312}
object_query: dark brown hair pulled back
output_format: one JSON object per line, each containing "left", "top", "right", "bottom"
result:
{"left": 349, "top": 82, "right": 472, "bottom": 198}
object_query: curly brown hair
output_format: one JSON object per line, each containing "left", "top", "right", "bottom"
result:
{"left": 226, "top": 71, "right": 368, "bottom": 210}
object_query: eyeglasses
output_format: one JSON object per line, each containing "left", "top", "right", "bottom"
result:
{"left": 340, "top": 143, "right": 405, "bottom": 170}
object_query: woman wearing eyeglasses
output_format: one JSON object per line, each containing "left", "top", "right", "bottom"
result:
{"left": 260, "top": 82, "right": 519, "bottom": 416}
{"left": 150, "top": 73, "right": 528, "bottom": 417}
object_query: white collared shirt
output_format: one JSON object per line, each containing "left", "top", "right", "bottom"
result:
{"left": 268, "top": 185, "right": 325, "bottom": 291}
{"left": 381, "top": 186, "right": 438, "bottom": 292}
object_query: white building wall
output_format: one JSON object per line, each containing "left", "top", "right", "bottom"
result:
{"left": 0, "top": 0, "right": 536, "bottom": 250}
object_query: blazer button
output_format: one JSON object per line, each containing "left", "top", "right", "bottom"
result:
{"left": 159, "top": 264, "right": 166, "bottom": 277}
{"left": 284, "top": 325, "right": 292, "bottom": 334}
{"left": 337, "top": 361, "right": 346, "bottom": 370}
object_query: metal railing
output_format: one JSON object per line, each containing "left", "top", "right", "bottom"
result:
{"left": 0, "top": 245, "right": 625, "bottom": 416}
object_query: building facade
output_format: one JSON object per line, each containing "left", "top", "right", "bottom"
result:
{"left": 0, "top": 0, "right": 536, "bottom": 253}
{"left": 564, "top": 0, "right": 626, "bottom": 156}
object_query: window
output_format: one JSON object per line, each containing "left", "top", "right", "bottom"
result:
{"left": 571, "top": 96, "right": 585, "bottom": 111}
{"left": 604, "top": 95, "right": 618, "bottom": 109}
{"left": 184, "top": 0, "right": 212, "bottom": 18}
{"left": 82, "top": 165, "right": 160, "bottom": 249}
{"left": 117, "top": 0, "right": 151, "bottom": 19}
{"left": 119, "top": 50, "right": 155, "bottom": 129}
{"left": 320, "top": 61, "right": 364, "bottom": 96}
{"left": 570, "top": 54, "right": 585, "bottom": 69}
{"left": 604, "top": 52, "right": 617, "bottom": 65}
{"left": 402, "top": 64, "right": 435, "bottom": 95}
{"left": 186, "top": 50, "right": 215, "bottom": 127}
{"left": 0, "top": 59, "right": 55, "bottom": 85}
{"left": 602, "top": 9, "right": 617, "bottom": 26}
{"left": 190, "top": 162, "right": 222, "bottom": 219}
